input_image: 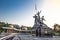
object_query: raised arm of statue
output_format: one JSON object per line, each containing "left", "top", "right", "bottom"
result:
{"left": 41, "top": 16, "right": 46, "bottom": 21}
{"left": 37, "top": 12, "right": 40, "bottom": 16}
{"left": 37, "top": 10, "right": 41, "bottom": 16}
{"left": 33, "top": 14, "right": 38, "bottom": 24}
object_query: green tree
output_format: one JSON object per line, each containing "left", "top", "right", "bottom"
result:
{"left": 53, "top": 24, "right": 59, "bottom": 32}
{"left": 0, "top": 22, "right": 5, "bottom": 33}
{"left": 27, "top": 27, "right": 32, "bottom": 30}
{"left": 53, "top": 24, "right": 60, "bottom": 35}
{"left": 0, "top": 22, "right": 9, "bottom": 33}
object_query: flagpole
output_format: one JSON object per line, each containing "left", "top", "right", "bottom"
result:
{"left": 35, "top": 4, "right": 37, "bottom": 14}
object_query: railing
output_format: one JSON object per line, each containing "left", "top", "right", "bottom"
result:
{"left": 0, "top": 33, "right": 17, "bottom": 40}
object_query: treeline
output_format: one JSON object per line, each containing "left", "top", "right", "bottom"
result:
{"left": 53, "top": 24, "right": 60, "bottom": 35}
{"left": 0, "top": 22, "right": 32, "bottom": 33}
{"left": 0, "top": 22, "right": 20, "bottom": 33}
{"left": 0, "top": 22, "right": 9, "bottom": 33}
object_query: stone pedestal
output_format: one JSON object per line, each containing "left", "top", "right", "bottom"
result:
{"left": 35, "top": 28, "right": 41, "bottom": 37}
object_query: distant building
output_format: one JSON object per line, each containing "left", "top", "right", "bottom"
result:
{"left": 2, "top": 27, "right": 19, "bottom": 33}
{"left": 21, "top": 25, "right": 27, "bottom": 30}
{"left": 2, "top": 24, "right": 20, "bottom": 33}
{"left": 13, "top": 24, "right": 20, "bottom": 29}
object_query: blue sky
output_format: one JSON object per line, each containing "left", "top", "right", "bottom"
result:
{"left": 0, "top": 0, "right": 43, "bottom": 26}
{"left": 0, "top": 0, "right": 60, "bottom": 28}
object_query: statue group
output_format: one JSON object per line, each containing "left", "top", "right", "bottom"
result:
{"left": 33, "top": 4, "right": 53, "bottom": 37}
{"left": 33, "top": 11, "right": 45, "bottom": 37}
{"left": 33, "top": 11, "right": 45, "bottom": 26}
{"left": 33, "top": 10, "right": 53, "bottom": 37}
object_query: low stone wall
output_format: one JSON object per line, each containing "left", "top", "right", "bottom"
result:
{"left": 0, "top": 33, "right": 17, "bottom": 40}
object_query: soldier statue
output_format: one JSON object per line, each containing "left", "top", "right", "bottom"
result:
{"left": 33, "top": 11, "right": 41, "bottom": 37}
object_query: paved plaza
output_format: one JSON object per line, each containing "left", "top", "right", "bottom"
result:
{"left": 12, "top": 34, "right": 60, "bottom": 40}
